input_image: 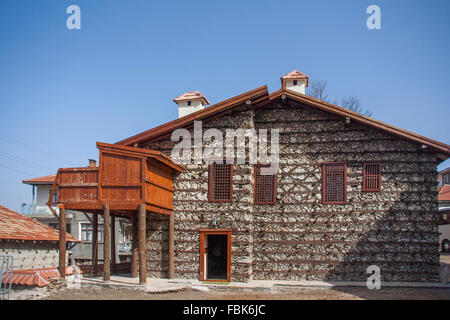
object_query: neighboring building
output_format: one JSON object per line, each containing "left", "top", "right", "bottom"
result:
{"left": 0, "top": 204, "right": 79, "bottom": 270}
{"left": 111, "top": 70, "right": 450, "bottom": 283}
{"left": 438, "top": 184, "right": 450, "bottom": 252}
{"left": 438, "top": 167, "right": 450, "bottom": 187}
{"left": 22, "top": 173, "right": 132, "bottom": 264}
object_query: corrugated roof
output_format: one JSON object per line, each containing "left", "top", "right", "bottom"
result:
{"left": 23, "top": 175, "right": 56, "bottom": 185}
{"left": 439, "top": 185, "right": 450, "bottom": 202}
{"left": 1, "top": 266, "right": 81, "bottom": 287}
{"left": 0, "top": 204, "right": 79, "bottom": 242}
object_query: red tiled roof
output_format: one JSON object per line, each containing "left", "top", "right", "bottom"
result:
{"left": 0, "top": 205, "right": 79, "bottom": 242}
{"left": 439, "top": 185, "right": 450, "bottom": 202}
{"left": 1, "top": 266, "right": 81, "bottom": 287}
{"left": 281, "top": 69, "right": 309, "bottom": 80}
{"left": 22, "top": 175, "right": 56, "bottom": 185}
{"left": 173, "top": 91, "right": 210, "bottom": 105}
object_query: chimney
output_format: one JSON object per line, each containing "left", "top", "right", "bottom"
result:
{"left": 281, "top": 70, "right": 309, "bottom": 94}
{"left": 88, "top": 159, "right": 97, "bottom": 167}
{"left": 173, "top": 91, "right": 210, "bottom": 118}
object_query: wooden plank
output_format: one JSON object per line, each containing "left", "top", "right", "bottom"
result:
{"left": 138, "top": 204, "right": 147, "bottom": 285}
{"left": 58, "top": 205, "right": 66, "bottom": 279}
{"left": 131, "top": 215, "right": 138, "bottom": 278}
{"left": 103, "top": 204, "right": 110, "bottom": 282}
{"left": 168, "top": 212, "right": 174, "bottom": 279}
{"left": 111, "top": 214, "right": 116, "bottom": 272}
{"left": 92, "top": 213, "right": 98, "bottom": 276}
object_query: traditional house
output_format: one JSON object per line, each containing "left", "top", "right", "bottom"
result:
{"left": 0, "top": 204, "right": 79, "bottom": 270}
{"left": 52, "top": 70, "right": 450, "bottom": 284}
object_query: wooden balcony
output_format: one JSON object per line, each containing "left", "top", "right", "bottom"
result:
{"left": 48, "top": 142, "right": 183, "bottom": 216}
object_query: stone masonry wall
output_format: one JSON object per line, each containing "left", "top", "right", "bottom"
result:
{"left": 142, "top": 102, "right": 440, "bottom": 283}
{"left": 0, "top": 240, "right": 60, "bottom": 270}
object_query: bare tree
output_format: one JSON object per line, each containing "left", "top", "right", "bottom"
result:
{"left": 340, "top": 96, "right": 372, "bottom": 117}
{"left": 307, "top": 80, "right": 373, "bottom": 117}
{"left": 308, "top": 80, "right": 329, "bottom": 102}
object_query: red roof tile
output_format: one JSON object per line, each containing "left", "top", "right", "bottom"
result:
{"left": 439, "top": 185, "right": 450, "bottom": 202}
{"left": 0, "top": 204, "right": 79, "bottom": 242}
{"left": 173, "top": 91, "right": 210, "bottom": 105}
{"left": 281, "top": 69, "right": 309, "bottom": 80}
{"left": 1, "top": 266, "right": 82, "bottom": 287}
{"left": 22, "top": 175, "right": 56, "bottom": 185}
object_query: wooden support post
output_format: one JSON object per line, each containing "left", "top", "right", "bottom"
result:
{"left": 111, "top": 214, "right": 116, "bottom": 273}
{"left": 131, "top": 215, "right": 138, "bottom": 278}
{"left": 59, "top": 205, "right": 66, "bottom": 279}
{"left": 103, "top": 205, "right": 111, "bottom": 282}
{"left": 138, "top": 204, "right": 147, "bottom": 285}
{"left": 168, "top": 212, "right": 174, "bottom": 279}
{"left": 92, "top": 213, "right": 98, "bottom": 276}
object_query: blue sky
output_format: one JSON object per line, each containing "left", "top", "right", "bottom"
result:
{"left": 0, "top": 0, "right": 449, "bottom": 212}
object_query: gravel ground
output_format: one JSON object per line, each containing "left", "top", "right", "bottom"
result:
{"left": 39, "top": 286, "right": 450, "bottom": 300}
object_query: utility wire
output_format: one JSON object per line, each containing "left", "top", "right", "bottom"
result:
{"left": 0, "top": 151, "right": 55, "bottom": 173}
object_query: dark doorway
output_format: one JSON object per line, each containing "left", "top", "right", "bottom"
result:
{"left": 206, "top": 234, "right": 228, "bottom": 280}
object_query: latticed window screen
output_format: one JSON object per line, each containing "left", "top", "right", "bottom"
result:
{"left": 363, "top": 163, "right": 381, "bottom": 192}
{"left": 209, "top": 163, "right": 233, "bottom": 202}
{"left": 254, "top": 165, "right": 276, "bottom": 204}
{"left": 322, "top": 163, "right": 347, "bottom": 204}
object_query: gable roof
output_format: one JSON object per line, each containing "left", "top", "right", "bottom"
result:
{"left": 0, "top": 205, "right": 79, "bottom": 242}
{"left": 266, "top": 89, "right": 450, "bottom": 159}
{"left": 116, "top": 85, "right": 269, "bottom": 146}
{"left": 439, "top": 185, "right": 450, "bottom": 202}
{"left": 115, "top": 85, "right": 449, "bottom": 161}
{"left": 23, "top": 175, "right": 56, "bottom": 185}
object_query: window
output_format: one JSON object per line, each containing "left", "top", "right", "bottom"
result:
{"left": 322, "top": 162, "right": 347, "bottom": 204}
{"left": 293, "top": 80, "right": 298, "bottom": 85}
{"left": 363, "top": 163, "right": 382, "bottom": 192}
{"left": 187, "top": 101, "right": 192, "bottom": 106}
{"left": 80, "top": 223, "right": 104, "bottom": 242}
{"left": 254, "top": 164, "right": 277, "bottom": 204}
{"left": 208, "top": 162, "right": 233, "bottom": 202}
{"left": 445, "top": 174, "right": 450, "bottom": 184}
{"left": 49, "top": 223, "right": 71, "bottom": 234}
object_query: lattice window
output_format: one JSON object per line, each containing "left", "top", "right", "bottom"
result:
{"left": 322, "top": 163, "right": 347, "bottom": 204}
{"left": 254, "top": 164, "right": 277, "bottom": 204}
{"left": 363, "top": 163, "right": 382, "bottom": 192}
{"left": 208, "top": 163, "right": 233, "bottom": 202}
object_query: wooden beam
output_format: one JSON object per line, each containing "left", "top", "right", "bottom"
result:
{"left": 168, "top": 212, "right": 174, "bottom": 279}
{"left": 92, "top": 213, "right": 98, "bottom": 276}
{"left": 82, "top": 211, "right": 93, "bottom": 223}
{"left": 58, "top": 205, "right": 66, "bottom": 279}
{"left": 103, "top": 204, "right": 111, "bottom": 282}
{"left": 111, "top": 214, "right": 116, "bottom": 273}
{"left": 138, "top": 204, "right": 147, "bottom": 285}
{"left": 131, "top": 215, "right": 138, "bottom": 278}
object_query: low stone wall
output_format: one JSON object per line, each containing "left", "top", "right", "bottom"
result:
{"left": 0, "top": 240, "right": 60, "bottom": 270}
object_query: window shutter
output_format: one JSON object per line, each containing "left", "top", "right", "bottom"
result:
{"left": 322, "top": 163, "right": 347, "bottom": 204}
{"left": 363, "top": 163, "right": 381, "bottom": 192}
{"left": 208, "top": 163, "right": 233, "bottom": 202}
{"left": 254, "top": 164, "right": 276, "bottom": 204}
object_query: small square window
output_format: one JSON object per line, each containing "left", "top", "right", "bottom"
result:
{"left": 208, "top": 162, "right": 233, "bottom": 202}
{"left": 322, "top": 162, "right": 347, "bottom": 204}
{"left": 254, "top": 164, "right": 277, "bottom": 205}
{"left": 362, "top": 163, "right": 382, "bottom": 192}
{"left": 187, "top": 101, "right": 191, "bottom": 106}
{"left": 293, "top": 80, "right": 298, "bottom": 85}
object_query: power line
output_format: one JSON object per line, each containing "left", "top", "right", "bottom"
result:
{"left": 0, "top": 134, "right": 74, "bottom": 164}
{"left": 0, "top": 151, "right": 55, "bottom": 173}
{"left": 0, "top": 164, "right": 40, "bottom": 177}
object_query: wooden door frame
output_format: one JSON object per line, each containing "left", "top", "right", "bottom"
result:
{"left": 199, "top": 229, "right": 232, "bottom": 282}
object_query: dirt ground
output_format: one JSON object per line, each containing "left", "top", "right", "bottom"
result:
{"left": 40, "top": 254, "right": 450, "bottom": 300}
{"left": 42, "top": 286, "right": 450, "bottom": 300}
